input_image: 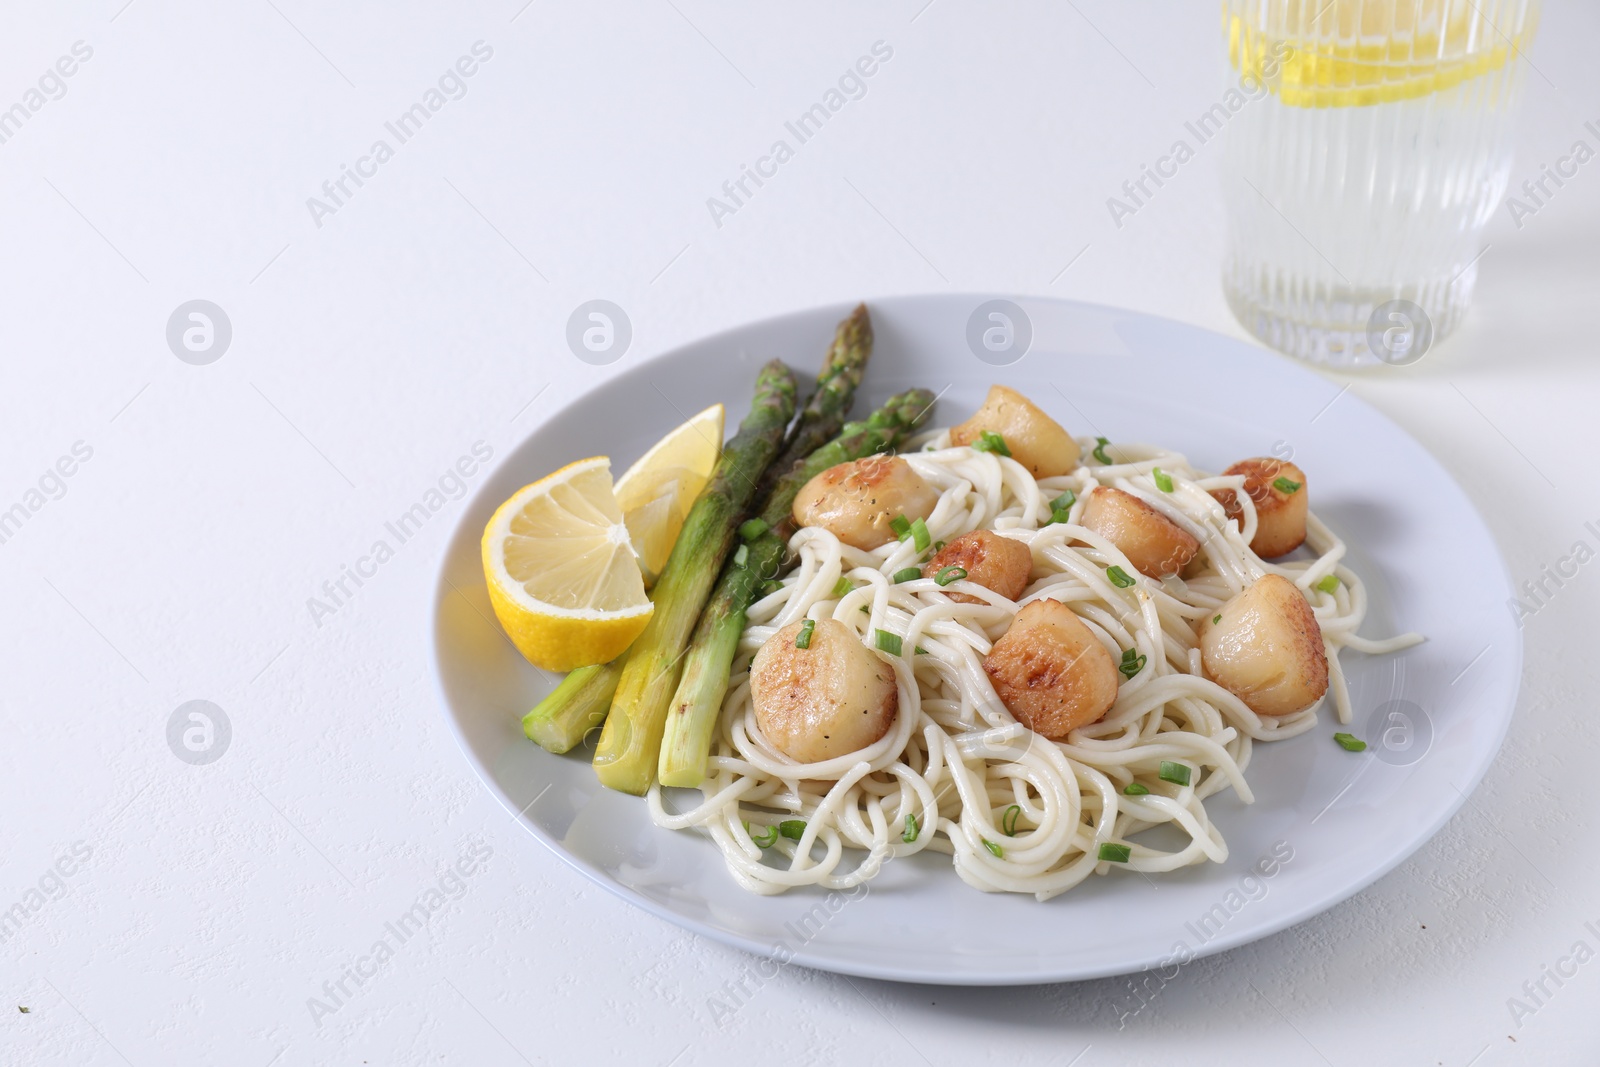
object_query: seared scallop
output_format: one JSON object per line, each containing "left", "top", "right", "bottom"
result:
{"left": 750, "top": 618, "right": 898, "bottom": 763}
{"left": 1078, "top": 487, "right": 1199, "bottom": 578}
{"left": 950, "top": 385, "right": 1080, "bottom": 478}
{"left": 982, "top": 599, "right": 1119, "bottom": 740}
{"left": 1211, "top": 458, "right": 1309, "bottom": 559}
{"left": 1199, "top": 574, "right": 1328, "bottom": 716}
{"left": 921, "top": 530, "right": 1033, "bottom": 605}
{"left": 792, "top": 455, "right": 939, "bottom": 551}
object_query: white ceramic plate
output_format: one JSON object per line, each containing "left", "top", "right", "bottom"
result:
{"left": 430, "top": 294, "right": 1520, "bottom": 985}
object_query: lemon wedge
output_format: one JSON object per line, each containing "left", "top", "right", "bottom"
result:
{"left": 613, "top": 403, "right": 724, "bottom": 587}
{"left": 482, "top": 457, "right": 653, "bottom": 672}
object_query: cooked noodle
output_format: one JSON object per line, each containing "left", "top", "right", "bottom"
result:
{"left": 648, "top": 433, "right": 1422, "bottom": 899}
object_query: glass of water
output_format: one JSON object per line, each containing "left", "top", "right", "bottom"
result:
{"left": 1221, "top": 0, "right": 1539, "bottom": 368}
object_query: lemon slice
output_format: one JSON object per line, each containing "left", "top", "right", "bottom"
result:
{"left": 482, "top": 457, "right": 653, "bottom": 672}
{"left": 613, "top": 403, "right": 724, "bottom": 587}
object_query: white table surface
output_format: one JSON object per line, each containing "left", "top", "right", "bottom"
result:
{"left": 5, "top": 2, "right": 1597, "bottom": 1064}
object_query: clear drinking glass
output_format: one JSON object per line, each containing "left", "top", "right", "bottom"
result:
{"left": 1221, "top": 0, "right": 1539, "bottom": 367}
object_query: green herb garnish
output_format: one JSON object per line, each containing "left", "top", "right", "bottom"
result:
{"left": 1273, "top": 476, "right": 1302, "bottom": 494}
{"left": 1333, "top": 732, "right": 1367, "bottom": 752}
{"left": 1106, "top": 565, "right": 1136, "bottom": 588}
{"left": 1123, "top": 782, "right": 1150, "bottom": 796}
{"left": 1119, "top": 647, "right": 1146, "bottom": 679}
{"left": 1212, "top": 614, "right": 1222, "bottom": 624}
{"left": 1153, "top": 467, "right": 1174, "bottom": 492}
{"left": 739, "top": 518, "right": 768, "bottom": 540}
{"left": 1093, "top": 437, "right": 1113, "bottom": 464}
{"left": 983, "top": 839, "right": 1003, "bottom": 858}
{"left": 1158, "top": 761, "right": 1191, "bottom": 786}
{"left": 974, "top": 431, "right": 1011, "bottom": 457}
{"left": 1002, "top": 805, "right": 1021, "bottom": 836}
{"left": 890, "top": 514, "right": 911, "bottom": 540}
{"left": 910, "top": 517, "right": 931, "bottom": 552}
{"left": 832, "top": 576, "right": 854, "bottom": 598}
{"left": 893, "top": 567, "right": 922, "bottom": 584}
{"left": 903, "top": 813, "right": 920, "bottom": 843}
{"left": 778, "top": 819, "right": 807, "bottom": 841}
{"left": 1098, "top": 842, "right": 1132, "bottom": 863}
{"left": 934, "top": 565, "right": 967, "bottom": 587}
{"left": 874, "top": 630, "right": 903, "bottom": 656}
{"left": 1316, "top": 574, "right": 1340, "bottom": 594}
{"left": 749, "top": 823, "right": 779, "bottom": 847}
{"left": 794, "top": 618, "right": 815, "bottom": 649}
{"left": 1050, "top": 490, "right": 1077, "bottom": 513}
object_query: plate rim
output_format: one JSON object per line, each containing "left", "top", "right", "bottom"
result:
{"left": 429, "top": 292, "right": 1523, "bottom": 985}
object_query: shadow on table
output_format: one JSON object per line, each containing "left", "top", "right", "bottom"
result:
{"left": 1399, "top": 216, "right": 1600, "bottom": 381}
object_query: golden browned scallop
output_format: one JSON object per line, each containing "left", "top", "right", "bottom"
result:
{"left": 750, "top": 618, "right": 899, "bottom": 763}
{"left": 950, "top": 385, "right": 1080, "bottom": 478}
{"left": 982, "top": 599, "right": 1119, "bottom": 740}
{"left": 791, "top": 455, "right": 939, "bottom": 551}
{"left": 921, "top": 530, "right": 1034, "bottom": 605}
{"left": 1210, "top": 458, "right": 1309, "bottom": 559}
{"left": 1078, "top": 487, "right": 1200, "bottom": 578}
{"left": 1199, "top": 574, "right": 1328, "bottom": 716}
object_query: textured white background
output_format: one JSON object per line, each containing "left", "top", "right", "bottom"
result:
{"left": 2, "top": 1, "right": 1597, "bottom": 1064}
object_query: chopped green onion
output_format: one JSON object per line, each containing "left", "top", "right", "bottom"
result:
{"left": 733, "top": 544, "right": 749, "bottom": 568}
{"left": 750, "top": 823, "right": 778, "bottom": 847}
{"left": 1153, "top": 467, "right": 1174, "bottom": 492}
{"left": 1093, "top": 437, "right": 1112, "bottom": 464}
{"left": 1123, "top": 782, "right": 1150, "bottom": 796}
{"left": 831, "top": 576, "right": 854, "bottom": 598}
{"left": 1158, "top": 761, "right": 1191, "bottom": 786}
{"left": 1333, "top": 732, "right": 1367, "bottom": 752}
{"left": 910, "top": 517, "right": 931, "bottom": 552}
{"left": 931, "top": 539, "right": 946, "bottom": 553}
{"left": 934, "top": 565, "right": 967, "bottom": 587}
{"left": 1047, "top": 507, "right": 1071, "bottom": 526}
{"left": 1002, "top": 805, "right": 1021, "bottom": 836}
{"left": 1316, "top": 574, "right": 1340, "bottom": 594}
{"left": 1050, "top": 490, "right": 1077, "bottom": 512}
{"left": 983, "top": 839, "right": 1003, "bottom": 858}
{"left": 874, "top": 630, "right": 903, "bottom": 656}
{"left": 778, "top": 819, "right": 807, "bottom": 841}
{"left": 794, "top": 618, "right": 815, "bottom": 649}
{"left": 1098, "top": 842, "right": 1132, "bottom": 863}
{"left": 859, "top": 605, "right": 870, "bottom": 614}
{"left": 1106, "top": 565, "right": 1135, "bottom": 588}
{"left": 889, "top": 514, "right": 911, "bottom": 540}
{"left": 903, "top": 813, "right": 920, "bottom": 843}
{"left": 914, "top": 646, "right": 929, "bottom": 655}
{"left": 738, "top": 518, "right": 768, "bottom": 540}
{"left": 973, "top": 431, "right": 1011, "bottom": 457}
{"left": 1119, "top": 647, "right": 1146, "bottom": 679}
{"left": 1273, "top": 476, "right": 1302, "bottom": 494}
{"left": 1212, "top": 614, "right": 1222, "bottom": 624}
{"left": 893, "top": 567, "right": 922, "bottom": 584}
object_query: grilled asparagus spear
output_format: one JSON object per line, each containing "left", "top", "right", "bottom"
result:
{"left": 592, "top": 360, "right": 799, "bottom": 795}
{"left": 522, "top": 661, "right": 623, "bottom": 754}
{"left": 657, "top": 387, "right": 937, "bottom": 787}
{"left": 757, "top": 303, "right": 872, "bottom": 499}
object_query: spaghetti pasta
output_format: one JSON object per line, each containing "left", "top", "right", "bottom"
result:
{"left": 648, "top": 431, "right": 1422, "bottom": 899}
